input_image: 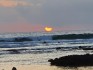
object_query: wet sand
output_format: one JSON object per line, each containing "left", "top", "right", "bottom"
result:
{"left": 1, "top": 64, "right": 93, "bottom": 70}
{"left": 0, "top": 65, "right": 59, "bottom": 70}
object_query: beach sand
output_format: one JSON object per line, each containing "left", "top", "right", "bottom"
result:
{"left": 1, "top": 64, "right": 93, "bottom": 70}
{"left": 0, "top": 64, "right": 61, "bottom": 70}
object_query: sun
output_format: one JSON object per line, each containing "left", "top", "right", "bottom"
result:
{"left": 44, "top": 26, "right": 53, "bottom": 32}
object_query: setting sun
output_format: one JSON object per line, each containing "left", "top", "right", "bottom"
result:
{"left": 44, "top": 26, "right": 53, "bottom": 32}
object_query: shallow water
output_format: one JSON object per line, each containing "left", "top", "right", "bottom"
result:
{"left": 0, "top": 50, "right": 87, "bottom": 65}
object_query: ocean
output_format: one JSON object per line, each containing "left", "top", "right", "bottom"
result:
{"left": 0, "top": 31, "right": 93, "bottom": 70}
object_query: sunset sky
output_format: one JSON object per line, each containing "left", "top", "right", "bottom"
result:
{"left": 0, "top": 0, "right": 93, "bottom": 32}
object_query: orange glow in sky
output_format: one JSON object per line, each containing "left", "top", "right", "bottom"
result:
{"left": 0, "top": 23, "right": 44, "bottom": 33}
{"left": 44, "top": 26, "right": 53, "bottom": 32}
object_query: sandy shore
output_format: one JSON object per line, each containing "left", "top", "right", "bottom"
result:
{"left": 0, "top": 64, "right": 61, "bottom": 70}
{"left": 1, "top": 64, "right": 93, "bottom": 70}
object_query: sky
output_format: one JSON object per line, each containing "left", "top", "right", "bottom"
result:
{"left": 0, "top": 0, "right": 93, "bottom": 32}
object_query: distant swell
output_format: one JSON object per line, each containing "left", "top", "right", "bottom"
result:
{"left": 0, "top": 33, "right": 93, "bottom": 42}
{"left": 52, "top": 33, "right": 93, "bottom": 40}
{"left": 0, "top": 37, "right": 32, "bottom": 42}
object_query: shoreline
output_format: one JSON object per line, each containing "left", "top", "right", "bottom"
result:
{"left": 0, "top": 64, "right": 59, "bottom": 70}
{"left": 1, "top": 64, "right": 93, "bottom": 70}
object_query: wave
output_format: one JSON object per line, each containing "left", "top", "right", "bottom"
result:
{"left": 0, "top": 33, "right": 93, "bottom": 48}
{"left": 0, "top": 45, "right": 80, "bottom": 55}
{"left": 0, "top": 37, "right": 32, "bottom": 42}
{"left": 52, "top": 33, "right": 93, "bottom": 40}
{"left": 1, "top": 44, "right": 93, "bottom": 55}
{"left": 0, "top": 33, "right": 93, "bottom": 42}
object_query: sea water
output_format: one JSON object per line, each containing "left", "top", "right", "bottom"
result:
{"left": 0, "top": 31, "right": 93, "bottom": 69}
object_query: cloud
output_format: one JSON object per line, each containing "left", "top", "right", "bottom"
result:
{"left": 0, "top": 23, "right": 44, "bottom": 32}
{"left": 0, "top": 0, "right": 32, "bottom": 7}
